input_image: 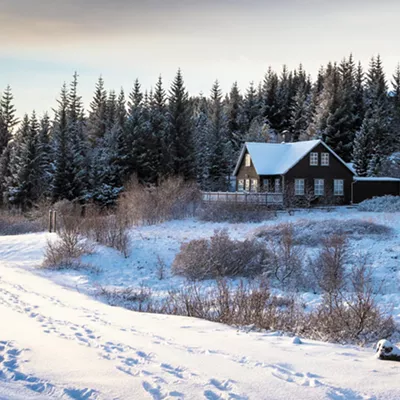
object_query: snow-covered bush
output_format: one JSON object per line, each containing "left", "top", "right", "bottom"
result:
{"left": 172, "top": 229, "right": 269, "bottom": 280}
{"left": 358, "top": 196, "right": 400, "bottom": 212}
{"left": 198, "top": 202, "right": 277, "bottom": 223}
{"left": 97, "top": 285, "right": 152, "bottom": 311}
{"left": 118, "top": 176, "right": 200, "bottom": 226}
{"left": 255, "top": 218, "right": 392, "bottom": 246}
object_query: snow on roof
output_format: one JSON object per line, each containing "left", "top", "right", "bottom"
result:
{"left": 346, "top": 162, "right": 356, "bottom": 174}
{"left": 234, "top": 140, "right": 320, "bottom": 176}
{"left": 354, "top": 177, "right": 400, "bottom": 182}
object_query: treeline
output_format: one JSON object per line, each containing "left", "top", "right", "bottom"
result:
{"left": 1, "top": 54, "right": 400, "bottom": 209}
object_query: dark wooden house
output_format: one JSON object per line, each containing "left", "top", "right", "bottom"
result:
{"left": 233, "top": 140, "right": 400, "bottom": 205}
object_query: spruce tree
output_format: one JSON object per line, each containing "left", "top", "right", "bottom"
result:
{"left": 207, "top": 80, "right": 230, "bottom": 191}
{"left": 0, "top": 86, "right": 18, "bottom": 155}
{"left": 243, "top": 82, "right": 260, "bottom": 133}
{"left": 52, "top": 84, "right": 76, "bottom": 201}
{"left": 168, "top": 69, "right": 195, "bottom": 179}
{"left": 88, "top": 76, "right": 107, "bottom": 142}
{"left": 226, "top": 82, "right": 245, "bottom": 152}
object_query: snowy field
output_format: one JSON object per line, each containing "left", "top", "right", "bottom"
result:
{"left": 1, "top": 207, "right": 400, "bottom": 399}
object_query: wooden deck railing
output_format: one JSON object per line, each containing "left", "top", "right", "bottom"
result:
{"left": 202, "top": 192, "right": 284, "bottom": 205}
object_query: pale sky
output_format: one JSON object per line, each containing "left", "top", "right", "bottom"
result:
{"left": 1, "top": 0, "right": 399, "bottom": 117}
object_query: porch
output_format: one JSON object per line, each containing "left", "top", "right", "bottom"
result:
{"left": 202, "top": 191, "right": 284, "bottom": 206}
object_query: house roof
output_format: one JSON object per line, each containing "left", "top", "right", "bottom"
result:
{"left": 233, "top": 139, "right": 355, "bottom": 176}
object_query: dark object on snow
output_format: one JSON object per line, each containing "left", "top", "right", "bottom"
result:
{"left": 376, "top": 340, "right": 400, "bottom": 361}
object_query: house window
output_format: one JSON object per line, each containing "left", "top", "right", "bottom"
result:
{"left": 245, "top": 179, "right": 250, "bottom": 191}
{"left": 314, "top": 179, "right": 324, "bottom": 196}
{"left": 245, "top": 154, "right": 251, "bottom": 167}
{"left": 295, "top": 179, "right": 305, "bottom": 196}
{"left": 334, "top": 179, "right": 344, "bottom": 196}
{"left": 275, "top": 178, "right": 281, "bottom": 193}
{"left": 310, "top": 152, "right": 318, "bottom": 166}
{"left": 263, "top": 179, "right": 269, "bottom": 192}
{"left": 321, "top": 153, "right": 330, "bottom": 166}
{"left": 238, "top": 179, "right": 244, "bottom": 192}
{"left": 251, "top": 179, "right": 258, "bottom": 192}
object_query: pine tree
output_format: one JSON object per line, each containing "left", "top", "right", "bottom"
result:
{"left": 363, "top": 56, "right": 392, "bottom": 175}
{"left": 226, "top": 82, "right": 245, "bottom": 152}
{"left": 324, "top": 56, "right": 357, "bottom": 161}
{"left": 52, "top": 84, "right": 76, "bottom": 201}
{"left": 168, "top": 69, "right": 195, "bottom": 179}
{"left": 6, "top": 113, "right": 41, "bottom": 208}
{"left": 261, "top": 67, "right": 280, "bottom": 130}
{"left": 149, "top": 76, "right": 170, "bottom": 181}
{"left": 88, "top": 76, "right": 107, "bottom": 142}
{"left": 193, "top": 95, "right": 212, "bottom": 189}
{"left": 391, "top": 64, "right": 400, "bottom": 148}
{"left": 289, "top": 82, "right": 310, "bottom": 142}
{"left": 37, "top": 113, "right": 53, "bottom": 197}
{"left": 243, "top": 82, "right": 260, "bottom": 133}
{"left": 0, "top": 86, "right": 18, "bottom": 155}
{"left": 353, "top": 119, "right": 372, "bottom": 176}
{"left": 207, "top": 80, "right": 230, "bottom": 191}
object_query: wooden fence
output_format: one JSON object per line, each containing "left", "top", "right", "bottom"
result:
{"left": 202, "top": 192, "right": 284, "bottom": 206}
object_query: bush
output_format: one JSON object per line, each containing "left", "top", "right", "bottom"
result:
{"left": 172, "top": 229, "right": 269, "bottom": 280}
{"left": 0, "top": 210, "right": 44, "bottom": 235}
{"left": 311, "top": 234, "right": 348, "bottom": 294}
{"left": 54, "top": 201, "right": 130, "bottom": 257}
{"left": 264, "top": 224, "right": 305, "bottom": 289}
{"left": 42, "top": 229, "right": 93, "bottom": 270}
{"left": 198, "top": 202, "right": 277, "bottom": 223}
{"left": 305, "top": 264, "right": 395, "bottom": 344}
{"left": 118, "top": 176, "right": 200, "bottom": 226}
{"left": 97, "top": 285, "right": 152, "bottom": 311}
{"left": 255, "top": 218, "right": 392, "bottom": 246}
{"left": 358, "top": 195, "right": 400, "bottom": 212}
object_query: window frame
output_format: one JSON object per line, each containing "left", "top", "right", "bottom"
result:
{"left": 310, "top": 152, "right": 319, "bottom": 166}
{"left": 251, "top": 179, "right": 258, "bottom": 192}
{"left": 238, "top": 179, "right": 244, "bottom": 192}
{"left": 245, "top": 179, "right": 250, "bottom": 192}
{"left": 334, "top": 179, "right": 344, "bottom": 196}
{"left": 321, "top": 152, "right": 330, "bottom": 166}
{"left": 314, "top": 179, "right": 325, "bottom": 196}
{"left": 294, "top": 179, "right": 305, "bottom": 196}
{"left": 245, "top": 154, "right": 251, "bottom": 167}
{"left": 263, "top": 179, "right": 269, "bottom": 192}
{"left": 275, "top": 178, "right": 281, "bottom": 193}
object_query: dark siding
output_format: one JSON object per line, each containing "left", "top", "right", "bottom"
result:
{"left": 235, "top": 149, "right": 260, "bottom": 190}
{"left": 353, "top": 181, "right": 400, "bottom": 204}
{"left": 284, "top": 143, "right": 354, "bottom": 205}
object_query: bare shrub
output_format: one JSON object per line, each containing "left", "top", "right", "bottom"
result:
{"left": 0, "top": 209, "right": 44, "bottom": 235}
{"left": 156, "top": 256, "right": 167, "bottom": 280}
{"left": 311, "top": 234, "right": 348, "bottom": 294}
{"left": 172, "top": 229, "right": 269, "bottom": 280}
{"left": 255, "top": 218, "right": 392, "bottom": 247}
{"left": 198, "top": 202, "right": 277, "bottom": 223}
{"left": 53, "top": 202, "right": 130, "bottom": 257}
{"left": 118, "top": 176, "right": 200, "bottom": 226}
{"left": 265, "top": 224, "right": 305, "bottom": 289}
{"left": 42, "top": 229, "right": 93, "bottom": 270}
{"left": 97, "top": 284, "right": 152, "bottom": 311}
{"left": 305, "top": 264, "right": 395, "bottom": 344}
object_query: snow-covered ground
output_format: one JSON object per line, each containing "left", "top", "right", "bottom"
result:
{"left": 1, "top": 208, "right": 400, "bottom": 399}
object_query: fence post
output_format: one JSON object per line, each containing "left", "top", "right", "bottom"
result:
{"left": 48, "top": 210, "right": 53, "bottom": 232}
{"left": 53, "top": 210, "right": 57, "bottom": 233}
